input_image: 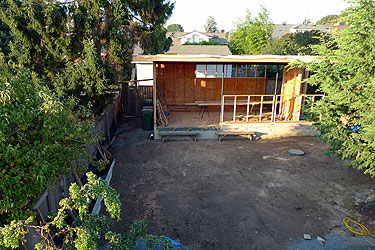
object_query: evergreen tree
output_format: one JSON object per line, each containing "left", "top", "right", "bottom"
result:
{"left": 0, "top": 1, "right": 11, "bottom": 57}
{"left": 0, "top": 0, "right": 174, "bottom": 113}
{"left": 295, "top": 0, "right": 375, "bottom": 177}
{"left": 229, "top": 6, "right": 273, "bottom": 55}
{"left": 204, "top": 16, "right": 218, "bottom": 33}
{"left": 316, "top": 14, "right": 339, "bottom": 25}
{"left": 167, "top": 23, "right": 184, "bottom": 32}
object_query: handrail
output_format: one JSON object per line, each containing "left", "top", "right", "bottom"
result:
{"left": 223, "top": 94, "right": 325, "bottom": 97}
{"left": 221, "top": 94, "right": 324, "bottom": 123}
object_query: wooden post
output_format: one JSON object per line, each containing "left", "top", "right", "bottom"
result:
{"left": 259, "top": 96, "right": 264, "bottom": 121}
{"left": 153, "top": 63, "right": 157, "bottom": 135}
{"left": 271, "top": 95, "right": 276, "bottom": 122}
{"left": 221, "top": 95, "right": 225, "bottom": 123}
{"left": 220, "top": 64, "right": 225, "bottom": 123}
{"left": 233, "top": 96, "right": 237, "bottom": 122}
{"left": 274, "top": 72, "right": 279, "bottom": 95}
{"left": 246, "top": 96, "right": 250, "bottom": 122}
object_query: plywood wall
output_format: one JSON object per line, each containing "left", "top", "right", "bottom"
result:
{"left": 280, "top": 67, "right": 305, "bottom": 121}
{"left": 156, "top": 63, "right": 272, "bottom": 106}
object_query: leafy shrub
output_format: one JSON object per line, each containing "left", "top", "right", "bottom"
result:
{"left": 0, "top": 172, "right": 172, "bottom": 250}
{"left": 0, "top": 62, "right": 96, "bottom": 224}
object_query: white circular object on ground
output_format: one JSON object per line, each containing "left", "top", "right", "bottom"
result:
{"left": 288, "top": 149, "right": 305, "bottom": 156}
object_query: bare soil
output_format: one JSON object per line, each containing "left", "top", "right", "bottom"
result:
{"left": 109, "top": 118, "right": 375, "bottom": 250}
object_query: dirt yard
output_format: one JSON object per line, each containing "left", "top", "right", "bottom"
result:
{"left": 109, "top": 118, "right": 375, "bottom": 250}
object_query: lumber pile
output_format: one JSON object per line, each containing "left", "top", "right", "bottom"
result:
{"left": 156, "top": 81, "right": 168, "bottom": 126}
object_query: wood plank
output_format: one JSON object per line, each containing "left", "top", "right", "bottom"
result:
{"left": 175, "top": 77, "right": 185, "bottom": 105}
{"left": 156, "top": 63, "right": 166, "bottom": 77}
{"left": 159, "top": 131, "right": 199, "bottom": 136}
{"left": 217, "top": 131, "right": 255, "bottom": 135}
{"left": 246, "top": 78, "right": 257, "bottom": 95}
{"left": 226, "top": 78, "right": 236, "bottom": 95}
{"left": 236, "top": 78, "right": 246, "bottom": 95}
{"left": 185, "top": 64, "right": 195, "bottom": 77}
{"left": 256, "top": 78, "right": 266, "bottom": 94}
{"left": 165, "top": 78, "right": 175, "bottom": 105}
{"left": 206, "top": 78, "right": 216, "bottom": 101}
{"left": 195, "top": 79, "right": 206, "bottom": 101}
{"left": 184, "top": 77, "right": 195, "bottom": 103}
{"left": 165, "top": 63, "right": 176, "bottom": 78}
{"left": 215, "top": 78, "right": 222, "bottom": 101}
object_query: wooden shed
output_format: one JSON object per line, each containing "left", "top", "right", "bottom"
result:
{"left": 132, "top": 55, "right": 321, "bottom": 130}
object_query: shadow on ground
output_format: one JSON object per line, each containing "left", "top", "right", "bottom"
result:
{"left": 108, "top": 117, "right": 375, "bottom": 250}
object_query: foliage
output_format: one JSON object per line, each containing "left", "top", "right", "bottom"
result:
{"left": 0, "top": 0, "right": 174, "bottom": 113}
{"left": 302, "top": 19, "right": 313, "bottom": 25}
{"left": 229, "top": 6, "right": 274, "bottom": 55}
{"left": 183, "top": 40, "right": 223, "bottom": 46}
{"left": 0, "top": 63, "right": 98, "bottom": 224}
{"left": 138, "top": 25, "right": 172, "bottom": 55}
{"left": 262, "top": 30, "right": 323, "bottom": 55}
{"left": 261, "top": 33, "right": 299, "bottom": 55}
{"left": 133, "top": 0, "right": 174, "bottom": 55}
{"left": 293, "top": 0, "right": 375, "bottom": 177}
{"left": 316, "top": 14, "right": 339, "bottom": 25}
{"left": 0, "top": 172, "right": 172, "bottom": 250}
{"left": 0, "top": 1, "right": 10, "bottom": 57}
{"left": 204, "top": 16, "right": 218, "bottom": 33}
{"left": 166, "top": 23, "right": 184, "bottom": 32}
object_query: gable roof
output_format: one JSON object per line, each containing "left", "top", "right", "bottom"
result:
{"left": 272, "top": 24, "right": 296, "bottom": 39}
{"left": 177, "top": 30, "right": 210, "bottom": 38}
{"left": 167, "top": 31, "right": 228, "bottom": 45}
{"left": 165, "top": 45, "right": 232, "bottom": 55}
{"left": 272, "top": 24, "right": 332, "bottom": 39}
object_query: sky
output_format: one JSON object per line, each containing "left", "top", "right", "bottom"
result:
{"left": 166, "top": 0, "right": 351, "bottom": 32}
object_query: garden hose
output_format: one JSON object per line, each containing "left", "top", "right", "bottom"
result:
{"left": 343, "top": 217, "right": 375, "bottom": 246}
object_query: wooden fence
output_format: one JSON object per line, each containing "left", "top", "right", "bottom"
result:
{"left": 122, "top": 80, "right": 153, "bottom": 116}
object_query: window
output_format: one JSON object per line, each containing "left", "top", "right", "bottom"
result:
{"left": 257, "top": 65, "right": 266, "bottom": 78}
{"left": 206, "top": 64, "right": 216, "bottom": 78}
{"left": 196, "top": 64, "right": 206, "bottom": 78}
{"left": 237, "top": 64, "right": 247, "bottom": 77}
{"left": 217, "top": 64, "right": 225, "bottom": 78}
{"left": 231, "top": 64, "right": 237, "bottom": 77}
{"left": 193, "top": 35, "right": 199, "bottom": 43}
{"left": 187, "top": 38, "right": 192, "bottom": 43}
{"left": 247, "top": 65, "right": 256, "bottom": 78}
{"left": 225, "top": 64, "right": 233, "bottom": 78}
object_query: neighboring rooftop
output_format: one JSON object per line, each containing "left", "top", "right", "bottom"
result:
{"left": 167, "top": 31, "right": 228, "bottom": 45}
{"left": 272, "top": 24, "right": 333, "bottom": 39}
{"left": 166, "top": 45, "right": 231, "bottom": 55}
{"left": 133, "top": 30, "right": 231, "bottom": 55}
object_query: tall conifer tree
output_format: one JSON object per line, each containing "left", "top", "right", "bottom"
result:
{"left": 297, "top": 0, "right": 375, "bottom": 176}
{"left": 0, "top": 0, "right": 174, "bottom": 113}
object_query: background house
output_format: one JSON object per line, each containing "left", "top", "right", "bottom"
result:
{"left": 272, "top": 23, "right": 333, "bottom": 39}
{"left": 133, "top": 30, "right": 231, "bottom": 86}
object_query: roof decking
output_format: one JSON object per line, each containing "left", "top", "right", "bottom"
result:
{"left": 132, "top": 54, "right": 316, "bottom": 64}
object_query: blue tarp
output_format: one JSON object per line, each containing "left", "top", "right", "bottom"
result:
{"left": 288, "top": 234, "right": 375, "bottom": 250}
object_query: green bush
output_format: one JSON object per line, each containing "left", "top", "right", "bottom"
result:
{"left": 0, "top": 62, "right": 96, "bottom": 224}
